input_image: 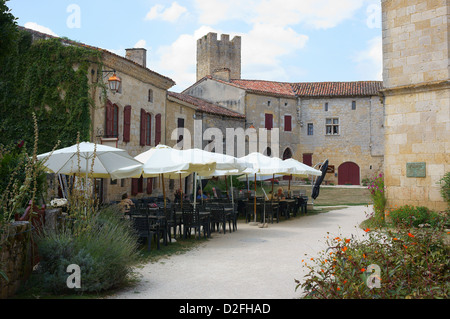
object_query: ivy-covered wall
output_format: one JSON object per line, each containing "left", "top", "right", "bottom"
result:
{"left": 0, "top": 29, "right": 101, "bottom": 153}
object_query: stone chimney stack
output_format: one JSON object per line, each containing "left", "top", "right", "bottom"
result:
{"left": 125, "top": 48, "right": 147, "bottom": 68}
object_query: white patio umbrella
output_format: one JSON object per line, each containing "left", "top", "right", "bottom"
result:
{"left": 239, "top": 152, "right": 289, "bottom": 225}
{"left": 37, "top": 141, "right": 143, "bottom": 184}
{"left": 37, "top": 142, "right": 143, "bottom": 211}
{"left": 280, "top": 158, "right": 322, "bottom": 193}
{"left": 135, "top": 145, "right": 218, "bottom": 210}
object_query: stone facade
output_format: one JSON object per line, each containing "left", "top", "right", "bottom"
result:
{"left": 89, "top": 47, "right": 175, "bottom": 202}
{"left": 381, "top": 0, "right": 449, "bottom": 211}
{"left": 299, "top": 95, "right": 384, "bottom": 185}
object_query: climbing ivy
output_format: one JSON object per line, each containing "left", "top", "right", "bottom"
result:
{"left": 0, "top": 28, "right": 104, "bottom": 153}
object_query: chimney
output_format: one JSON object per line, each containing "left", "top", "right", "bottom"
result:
{"left": 125, "top": 48, "right": 147, "bottom": 68}
{"left": 212, "top": 68, "right": 231, "bottom": 82}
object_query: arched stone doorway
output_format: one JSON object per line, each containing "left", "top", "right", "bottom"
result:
{"left": 338, "top": 162, "right": 360, "bottom": 185}
{"left": 282, "top": 148, "right": 293, "bottom": 180}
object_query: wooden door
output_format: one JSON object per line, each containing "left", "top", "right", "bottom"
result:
{"left": 338, "top": 162, "right": 360, "bottom": 185}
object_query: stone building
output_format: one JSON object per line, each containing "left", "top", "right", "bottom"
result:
{"left": 165, "top": 91, "right": 246, "bottom": 196}
{"left": 18, "top": 26, "right": 177, "bottom": 203}
{"left": 90, "top": 48, "right": 176, "bottom": 202}
{"left": 381, "top": 0, "right": 449, "bottom": 211}
{"left": 184, "top": 32, "right": 385, "bottom": 185}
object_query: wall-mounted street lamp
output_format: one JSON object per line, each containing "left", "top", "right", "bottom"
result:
{"left": 107, "top": 72, "right": 121, "bottom": 93}
{"left": 92, "top": 68, "right": 121, "bottom": 93}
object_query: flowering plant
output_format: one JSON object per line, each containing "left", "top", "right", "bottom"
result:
{"left": 367, "top": 173, "right": 387, "bottom": 225}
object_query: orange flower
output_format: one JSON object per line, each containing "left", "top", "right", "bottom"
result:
{"left": 345, "top": 239, "right": 351, "bottom": 243}
{"left": 363, "top": 253, "right": 366, "bottom": 259}
{"left": 408, "top": 232, "right": 415, "bottom": 238}
{"left": 364, "top": 228, "right": 370, "bottom": 232}
{"left": 337, "top": 287, "right": 341, "bottom": 291}
{"left": 393, "top": 237, "right": 398, "bottom": 241}
{"left": 403, "top": 245, "right": 408, "bottom": 249}
{"left": 335, "top": 237, "right": 341, "bottom": 241}
{"left": 342, "top": 246, "right": 348, "bottom": 252}
{"left": 361, "top": 268, "right": 366, "bottom": 272}
{"left": 343, "top": 280, "right": 347, "bottom": 284}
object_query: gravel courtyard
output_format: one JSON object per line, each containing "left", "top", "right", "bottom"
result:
{"left": 109, "top": 205, "right": 370, "bottom": 299}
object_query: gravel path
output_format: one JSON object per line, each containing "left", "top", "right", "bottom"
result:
{"left": 109, "top": 205, "right": 370, "bottom": 299}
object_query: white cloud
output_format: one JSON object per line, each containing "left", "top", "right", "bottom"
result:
{"left": 353, "top": 36, "right": 383, "bottom": 80}
{"left": 145, "top": 2, "right": 188, "bottom": 23}
{"left": 150, "top": 26, "right": 217, "bottom": 91}
{"left": 24, "top": 22, "right": 58, "bottom": 37}
{"left": 194, "top": 0, "right": 363, "bottom": 29}
{"left": 134, "top": 39, "right": 148, "bottom": 49}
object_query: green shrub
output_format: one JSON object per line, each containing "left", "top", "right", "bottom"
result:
{"left": 388, "top": 205, "right": 446, "bottom": 228}
{"left": 297, "top": 226, "right": 449, "bottom": 299}
{"left": 367, "top": 173, "right": 387, "bottom": 227}
{"left": 35, "top": 205, "right": 140, "bottom": 294}
{"left": 440, "top": 172, "right": 450, "bottom": 210}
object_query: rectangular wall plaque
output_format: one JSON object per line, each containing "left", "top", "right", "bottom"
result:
{"left": 406, "top": 162, "right": 426, "bottom": 178}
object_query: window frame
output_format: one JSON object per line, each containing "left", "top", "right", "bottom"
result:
{"left": 325, "top": 118, "right": 340, "bottom": 136}
{"left": 307, "top": 123, "right": 314, "bottom": 136}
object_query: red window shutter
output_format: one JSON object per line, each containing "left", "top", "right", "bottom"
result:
{"left": 147, "top": 178, "right": 153, "bottom": 195}
{"left": 140, "top": 109, "right": 146, "bottom": 146}
{"left": 146, "top": 113, "right": 152, "bottom": 146}
{"left": 155, "top": 114, "right": 161, "bottom": 146}
{"left": 123, "top": 105, "right": 131, "bottom": 143}
{"left": 105, "top": 101, "right": 113, "bottom": 137}
{"left": 112, "top": 104, "right": 119, "bottom": 138}
{"left": 265, "top": 113, "right": 273, "bottom": 130}
{"left": 131, "top": 178, "right": 139, "bottom": 196}
{"left": 285, "top": 115, "right": 292, "bottom": 132}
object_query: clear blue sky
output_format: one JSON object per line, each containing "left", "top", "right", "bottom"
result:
{"left": 8, "top": 0, "right": 383, "bottom": 92}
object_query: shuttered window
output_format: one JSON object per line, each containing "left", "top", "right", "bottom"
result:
{"left": 265, "top": 113, "right": 273, "bottom": 131}
{"left": 105, "top": 101, "right": 119, "bottom": 138}
{"left": 155, "top": 114, "right": 162, "bottom": 146}
{"left": 123, "top": 105, "right": 131, "bottom": 143}
{"left": 284, "top": 115, "right": 292, "bottom": 132}
{"left": 140, "top": 109, "right": 146, "bottom": 146}
{"left": 146, "top": 113, "right": 152, "bottom": 146}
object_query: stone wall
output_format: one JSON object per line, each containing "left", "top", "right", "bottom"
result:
{"left": 382, "top": 0, "right": 449, "bottom": 211}
{"left": 0, "top": 222, "right": 33, "bottom": 299}
{"left": 90, "top": 51, "right": 175, "bottom": 203}
{"left": 299, "top": 96, "right": 384, "bottom": 185}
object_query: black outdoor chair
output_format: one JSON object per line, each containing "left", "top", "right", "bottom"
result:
{"left": 209, "top": 205, "right": 229, "bottom": 234}
{"left": 298, "top": 196, "right": 308, "bottom": 214}
{"left": 182, "top": 208, "right": 208, "bottom": 239}
{"left": 223, "top": 203, "right": 238, "bottom": 232}
{"left": 130, "top": 212, "right": 160, "bottom": 251}
{"left": 263, "top": 201, "right": 279, "bottom": 224}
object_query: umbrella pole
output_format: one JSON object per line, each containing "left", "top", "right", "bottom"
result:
{"left": 225, "top": 176, "right": 228, "bottom": 199}
{"left": 230, "top": 175, "right": 234, "bottom": 205}
{"left": 193, "top": 172, "right": 197, "bottom": 211}
{"left": 254, "top": 173, "right": 257, "bottom": 223}
{"left": 161, "top": 173, "right": 166, "bottom": 210}
{"left": 179, "top": 174, "right": 183, "bottom": 210}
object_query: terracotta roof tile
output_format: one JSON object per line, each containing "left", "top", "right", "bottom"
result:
{"left": 292, "top": 81, "right": 383, "bottom": 97}
{"left": 168, "top": 92, "right": 245, "bottom": 119}
{"left": 230, "top": 79, "right": 296, "bottom": 97}
{"left": 199, "top": 77, "right": 383, "bottom": 98}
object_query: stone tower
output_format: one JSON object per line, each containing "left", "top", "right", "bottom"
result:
{"left": 197, "top": 32, "right": 241, "bottom": 82}
{"left": 381, "top": 0, "right": 449, "bottom": 211}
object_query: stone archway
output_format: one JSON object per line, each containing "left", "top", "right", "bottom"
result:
{"left": 338, "top": 162, "right": 360, "bottom": 185}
